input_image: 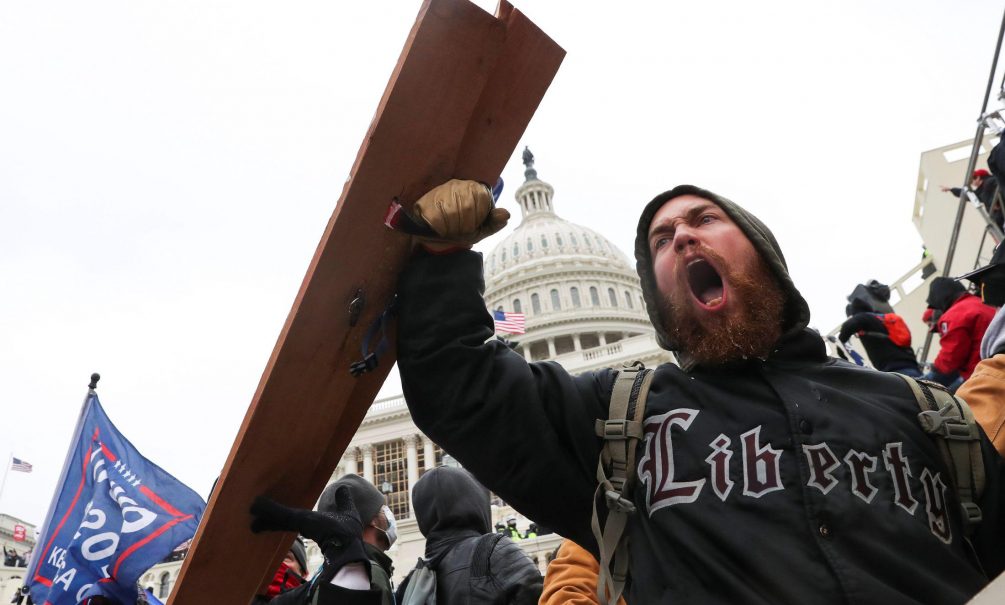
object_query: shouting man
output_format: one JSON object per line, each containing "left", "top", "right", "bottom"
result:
{"left": 395, "top": 182, "right": 1005, "bottom": 604}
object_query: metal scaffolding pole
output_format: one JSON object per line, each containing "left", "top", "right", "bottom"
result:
{"left": 920, "top": 6, "right": 1005, "bottom": 364}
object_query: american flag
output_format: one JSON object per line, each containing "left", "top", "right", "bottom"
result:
{"left": 11, "top": 457, "right": 32, "bottom": 473}
{"left": 493, "top": 309, "right": 526, "bottom": 335}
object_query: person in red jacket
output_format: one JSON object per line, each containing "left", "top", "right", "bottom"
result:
{"left": 924, "top": 277, "right": 998, "bottom": 391}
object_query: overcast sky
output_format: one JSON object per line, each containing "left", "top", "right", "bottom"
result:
{"left": 2, "top": 0, "right": 1003, "bottom": 528}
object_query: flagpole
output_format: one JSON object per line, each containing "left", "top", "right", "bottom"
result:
{"left": 0, "top": 452, "right": 11, "bottom": 510}
{"left": 24, "top": 373, "right": 100, "bottom": 577}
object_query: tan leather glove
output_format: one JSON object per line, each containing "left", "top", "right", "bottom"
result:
{"left": 413, "top": 179, "right": 510, "bottom": 250}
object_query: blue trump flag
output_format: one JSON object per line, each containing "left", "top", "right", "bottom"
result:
{"left": 27, "top": 392, "right": 205, "bottom": 604}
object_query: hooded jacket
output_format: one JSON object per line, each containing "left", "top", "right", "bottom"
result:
{"left": 931, "top": 292, "right": 997, "bottom": 378}
{"left": 396, "top": 185, "right": 1005, "bottom": 604}
{"left": 398, "top": 467, "right": 540, "bottom": 604}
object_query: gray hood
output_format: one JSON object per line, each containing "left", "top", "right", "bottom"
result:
{"left": 634, "top": 185, "right": 811, "bottom": 365}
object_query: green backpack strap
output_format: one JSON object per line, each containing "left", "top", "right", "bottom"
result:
{"left": 591, "top": 361, "right": 654, "bottom": 605}
{"left": 895, "top": 373, "right": 986, "bottom": 534}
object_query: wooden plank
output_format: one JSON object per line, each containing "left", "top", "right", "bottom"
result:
{"left": 167, "top": 1, "right": 563, "bottom": 603}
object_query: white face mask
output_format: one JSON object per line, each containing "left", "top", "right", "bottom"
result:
{"left": 375, "top": 505, "right": 397, "bottom": 548}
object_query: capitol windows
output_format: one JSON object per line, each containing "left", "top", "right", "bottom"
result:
{"left": 417, "top": 443, "right": 445, "bottom": 476}
{"left": 541, "top": 235, "right": 548, "bottom": 249}
{"left": 589, "top": 286, "right": 600, "bottom": 306}
{"left": 527, "top": 238, "right": 534, "bottom": 252}
{"left": 501, "top": 249, "right": 506, "bottom": 262}
{"left": 374, "top": 440, "right": 410, "bottom": 519}
{"left": 555, "top": 233, "right": 563, "bottom": 246}
{"left": 531, "top": 293, "right": 542, "bottom": 314}
{"left": 625, "top": 291, "right": 634, "bottom": 308}
{"left": 514, "top": 243, "right": 519, "bottom": 258}
{"left": 159, "top": 572, "right": 171, "bottom": 599}
{"left": 570, "top": 287, "right": 581, "bottom": 308}
{"left": 550, "top": 289, "right": 561, "bottom": 310}
{"left": 513, "top": 299, "right": 522, "bottom": 314}
{"left": 570, "top": 233, "right": 578, "bottom": 247}
{"left": 555, "top": 335, "right": 575, "bottom": 356}
{"left": 608, "top": 288, "right": 618, "bottom": 307}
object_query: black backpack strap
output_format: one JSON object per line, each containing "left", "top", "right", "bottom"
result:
{"left": 469, "top": 533, "right": 504, "bottom": 579}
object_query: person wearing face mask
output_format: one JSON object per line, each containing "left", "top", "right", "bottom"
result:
{"left": 319, "top": 474, "right": 397, "bottom": 605}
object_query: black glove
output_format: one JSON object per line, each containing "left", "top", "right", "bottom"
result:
{"left": 838, "top": 322, "right": 854, "bottom": 343}
{"left": 250, "top": 487, "right": 369, "bottom": 574}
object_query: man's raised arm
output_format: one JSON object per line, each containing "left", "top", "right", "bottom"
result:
{"left": 395, "top": 180, "right": 612, "bottom": 548}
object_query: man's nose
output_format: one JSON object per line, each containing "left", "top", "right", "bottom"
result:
{"left": 673, "top": 225, "right": 699, "bottom": 253}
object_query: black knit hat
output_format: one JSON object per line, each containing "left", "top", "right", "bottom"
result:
{"left": 321, "top": 474, "right": 385, "bottom": 523}
{"left": 634, "top": 185, "right": 811, "bottom": 366}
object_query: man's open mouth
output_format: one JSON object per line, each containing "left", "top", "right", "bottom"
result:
{"left": 686, "top": 258, "right": 725, "bottom": 308}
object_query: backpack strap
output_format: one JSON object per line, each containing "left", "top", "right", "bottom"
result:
{"left": 895, "top": 374, "right": 986, "bottom": 534}
{"left": 591, "top": 361, "right": 654, "bottom": 605}
{"left": 469, "top": 533, "right": 504, "bottom": 579}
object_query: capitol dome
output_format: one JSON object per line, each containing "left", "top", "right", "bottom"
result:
{"left": 484, "top": 149, "right": 662, "bottom": 367}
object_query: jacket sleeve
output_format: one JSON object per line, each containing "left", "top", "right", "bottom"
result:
{"left": 933, "top": 315, "right": 973, "bottom": 375}
{"left": 540, "top": 540, "right": 626, "bottom": 605}
{"left": 396, "top": 250, "right": 614, "bottom": 549}
{"left": 838, "top": 313, "right": 882, "bottom": 342}
{"left": 957, "top": 355, "right": 1005, "bottom": 457}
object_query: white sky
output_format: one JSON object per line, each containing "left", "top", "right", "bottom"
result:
{"left": 2, "top": 0, "right": 1003, "bottom": 528}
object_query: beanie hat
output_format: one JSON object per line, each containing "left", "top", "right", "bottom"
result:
{"left": 926, "top": 277, "right": 966, "bottom": 312}
{"left": 634, "top": 184, "right": 811, "bottom": 365}
{"left": 320, "top": 474, "right": 385, "bottom": 523}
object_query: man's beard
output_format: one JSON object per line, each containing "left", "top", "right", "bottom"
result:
{"left": 661, "top": 246, "right": 786, "bottom": 366}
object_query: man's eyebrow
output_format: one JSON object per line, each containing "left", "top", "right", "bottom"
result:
{"left": 649, "top": 203, "right": 719, "bottom": 238}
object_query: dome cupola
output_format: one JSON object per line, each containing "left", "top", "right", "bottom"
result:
{"left": 482, "top": 149, "right": 665, "bottom": 368}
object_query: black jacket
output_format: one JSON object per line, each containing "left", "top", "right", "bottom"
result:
{"left": 397, "top": 251, "right": 1005, "bottom": 605}
{"left": 838, "top": 312, "right": 919, "bottom": 372}
{"left": 397, "top": 467, "right": 540, "bottom": 604}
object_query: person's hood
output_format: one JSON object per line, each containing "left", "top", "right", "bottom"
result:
{"left": 634, "top": 185, "right": 811, "bottom": 366}
{"left": 411, "top": 466, "right": 491, "bottom": 564}
{"left": 926, "top": 276, "right": 966, "bottom": 312}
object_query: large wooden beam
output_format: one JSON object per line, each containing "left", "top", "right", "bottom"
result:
{"left": 168, "top": 1, "right": 563, "bottom": 603}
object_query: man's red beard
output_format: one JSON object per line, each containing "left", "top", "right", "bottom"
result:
{"left": 660, "top": 245, "right": 786, "bottom": 366}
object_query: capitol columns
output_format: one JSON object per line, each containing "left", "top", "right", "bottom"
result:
{"left": 404, "top": 434, "right": 420, "bottom": 496}
{"left": 361, "top": 444, "right": 374, "bottom": 483}
{"left": 340, "top": 447, "right": 358, "bottom": 478}
{"left": 422, "top": 436, "right": 436, "bottom": 472}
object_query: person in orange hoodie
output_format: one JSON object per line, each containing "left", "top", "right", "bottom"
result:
{"left": 957, "top": 242, "right": 1005, "bottom": 456}
{"left": 540, "top": 540, "right": 626, "bottom": 605}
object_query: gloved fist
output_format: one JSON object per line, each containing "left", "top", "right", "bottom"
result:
{"left": 250, "top": 487, "right": 368, "bottom": 573}
{"left": 413, "top": 179, "right": 510, "bottom": 250}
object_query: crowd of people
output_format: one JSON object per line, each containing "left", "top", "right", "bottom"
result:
{"left": 242, "top": 174, "right": 1005, "bottom": 605}
{"left": 3, "top": 546, "right": 27, "bottom": 568}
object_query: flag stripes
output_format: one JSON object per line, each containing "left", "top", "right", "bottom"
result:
{"left": 493, "top": 309, "right": 526, "bottom": 334}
